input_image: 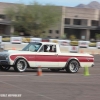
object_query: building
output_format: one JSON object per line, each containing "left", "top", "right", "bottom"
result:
{"left": 0, "top": 2, "right": 100, "bottom": 40}
{"left": 61, "top": 7, "right": 100, "bottom": 40}
{"left": 48, "top": 7, "right": 100, "bottom": 40}
{"left": 0, "top": 2, "right": 16, "bottom": 35}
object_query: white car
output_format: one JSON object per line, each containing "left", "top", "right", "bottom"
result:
{"left": 0, "top": 42, "right": 94, "bottom": 73}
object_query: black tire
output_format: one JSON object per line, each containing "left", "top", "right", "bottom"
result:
{"left": 14, "top": 59, "right": 28, "bottom": 72}
{"left": 0, "top": 66, "right": 10, "bottom": 71}
{"left": 66, "top": 60, "right": 79, "bottom": 73}
{"left": 50, "top": 69, "right": 60, "bottom": 72}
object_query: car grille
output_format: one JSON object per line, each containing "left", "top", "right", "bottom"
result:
{"left": 0, "top": 55, "right": 6, "bottom": 60}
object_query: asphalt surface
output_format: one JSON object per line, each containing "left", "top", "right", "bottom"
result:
{"left": 0, "top": 55, "right": 100, "bottom": 100}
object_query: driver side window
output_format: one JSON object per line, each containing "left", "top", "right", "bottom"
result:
{"left": 39, "top": 45, "right": 56, "bottom": 52}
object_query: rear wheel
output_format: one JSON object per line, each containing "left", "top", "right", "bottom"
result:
{"left": 66, "top": 60, "right": 79, "bottom": 73}
{"left": 0, "top": 66, "right": 10, "bottom": 71}
{"left": 14, "top": 59, "right": 28, "bottom": 72}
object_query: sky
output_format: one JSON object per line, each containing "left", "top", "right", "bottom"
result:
{"left": 0, "top": 0, "right": 100, "bottom": 7}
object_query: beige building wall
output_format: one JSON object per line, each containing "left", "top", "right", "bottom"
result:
{"left": 46, "top": 6, "right": 63, "bottom": 39}
{"left": 64, "top": 7, "right": 100, "bottom": 20}
{"left": 0, "top": 2, "right": 16, "bottom": 14}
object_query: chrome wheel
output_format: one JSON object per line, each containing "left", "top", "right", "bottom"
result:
{"left": 14, "top": 59, "right": 27, "bottom": 72}
{"left": 66, "top": 60, "right": 79, "bottom": 73}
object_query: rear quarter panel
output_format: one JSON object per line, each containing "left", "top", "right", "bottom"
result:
{"left": 58, "top": 53, "right": 94, "bottom": 68}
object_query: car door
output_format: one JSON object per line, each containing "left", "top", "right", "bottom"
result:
{"left": 35, "top": 44, "right": 59, "bottom": 68}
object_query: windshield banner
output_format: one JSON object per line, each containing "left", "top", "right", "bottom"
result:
{"left": 10, "top": 37, "right": 22, "bottom": 44}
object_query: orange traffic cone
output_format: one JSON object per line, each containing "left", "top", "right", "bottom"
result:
{"left": 37, "top": 66, "right": 42, "bottom": 76}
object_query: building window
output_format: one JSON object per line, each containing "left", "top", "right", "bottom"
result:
{"left": 49, "top": 30, "right": 53, "bottom": 33}
{"left": 64, "top": 18, "right": 70, "bottom": 24}
{"left": 91, "top": 20, "right": 99, "bottom": 26}
{"left": 55, "top": 30, "right": 59, "bottom": 34}
{"left": 74, "top": 19, "right": 81, "bottom": 25}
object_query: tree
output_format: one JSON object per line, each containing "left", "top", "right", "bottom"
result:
{"left": 5, "top": 2, "right": 61, "bottom": 37}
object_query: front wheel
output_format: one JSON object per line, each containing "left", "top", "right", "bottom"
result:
{"left": 66, "top": 60, "right": 79, "bottom": 73}
{"left": 14, "top": 59, "right": 28, "bottom": 72}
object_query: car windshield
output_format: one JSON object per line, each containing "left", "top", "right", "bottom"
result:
{"left": 22, "top": 42, "right": 42, "bottom": 52}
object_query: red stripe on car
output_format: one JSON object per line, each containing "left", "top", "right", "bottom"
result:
{"left": 10, "top": 55, "right": 94, "bottom": 62}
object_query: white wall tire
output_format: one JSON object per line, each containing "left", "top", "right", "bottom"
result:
{"left": 66, "top": 60, "right": 79, "bottom": 73}
{"left": 14, "top": 59, "right": 27, "bottom": 72}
